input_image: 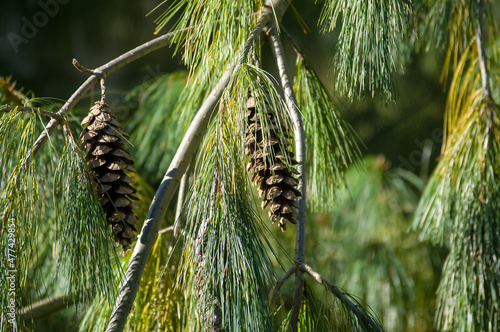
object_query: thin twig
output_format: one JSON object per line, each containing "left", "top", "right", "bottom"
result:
{"left": 301, "top": 263, "right": 379, "bottom": 331}
{"left": 266, "top": 24, "right": 307, "bottom": 263}
{"left": 1, "top": 105, "right": 63, "bottom": 123}
{"left": 158, "top": 226, "right": 175, "bottom": 235}
{"left": 61, "top": 120, "right": 78, "bottom": 147}
{"left": 475, "top": 0, "right": 492, "bottom": 101}
{"left": 268, "top": 24, "right": 307, "bottom": 332}
{"left": 27, "top": 28, "right": 190, "bottom": 162}
{"left": 20, "top": 292, "right": 77, "bottom": 321}
{"left": 175, "top": 161, "right": 191, "bottom": 224}
{"left": 280, "top": 26, "right": 305, "bottom": 61}
{"left": 105, "top": 2, "right": 290, "bottom": 330}
{"left": 169, "top": 161, "right": 192, "bottom": 253}
{"left": 72, "top": 59, "right": 95, "bottom": 75}
{"left": 271, "top": 265, "right": 297, "bottom": 298}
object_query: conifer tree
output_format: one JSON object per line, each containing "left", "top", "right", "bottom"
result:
{"left": 1, "top": 0, "right": 499, "bottom": 332}
{"left": 414, "top": 0, "right": 500, "bottom": 331}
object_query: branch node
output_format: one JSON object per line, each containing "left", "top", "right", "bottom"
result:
{"left": 158, "top": 226, "right": 175, "bottom": 235}
{"left": 271, "top": 265, "right": 298, "bottom": 300}
{"left": 1, "top": 105, "right": 63, "bottom": 123}
{"left": 72, "top": 58, "right": 96, "bottom": 75}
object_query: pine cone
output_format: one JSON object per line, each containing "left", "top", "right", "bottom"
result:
{"left": 245, "top": 92, "right": 301, "bottom": 231}
{"left": 80, "top": 102, "right": 139, "bottom": 252}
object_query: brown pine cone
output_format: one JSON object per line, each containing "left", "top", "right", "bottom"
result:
{"left": 245, "top": 93, "right": 301, "bottom": 231}
{"left": 80, "top": 102, "right": 138, "bottom": 252}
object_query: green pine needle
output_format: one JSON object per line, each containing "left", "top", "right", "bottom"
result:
{"left": 294, "top": 57, "right": 361, "bottom": 212}
{"left": 80, "top": 235, "right": 183, "bottom": 331}
{"left": 152, "top": 0, "right": 262, "bottom": 76}
{"left": 435, "top": 180, "right": 500, "bottom": 332}
{"left": 0, "top": 110, "right": 40, "bottom": 330}
{"left": 414, "top": 43, "right": 500, "bottom": 244}
{"left": 319, "top": 0, "right": 412, "bottom": 100}
{"left": 417, "top": 0, "right": 498, "bottom": 81}
{"left": 53, "top": 134, "right": 119, "bottom": 305}
{"left": 177, "top": 79, "right": 278, "bottom": 330}
{"left": 126, "top": 71, "right": 190, "bottom": 184}
{"left": 414, "top": 41, "right": 500, "bottom": 331}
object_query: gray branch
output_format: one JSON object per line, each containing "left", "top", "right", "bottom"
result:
{"left": 168, "top": 161, "right": 192, "bottom": 254}
{"left": 175, "top": 161, "right": 191, "bottom": 224}
{"left": 19, "top": 293, "right": 77, "bottom": 321}
{"left": 302, "top": 263, "right": 380, "bottom": 331}
{"left": 27, "top": 28, "right": 185, "bottom": 160}
{"left": 105, "top": 1, "right": 290, "bottom": 330}
{"left": 158, "top": 226, "right": 175, "bottom": 234}
{"left": 271, "top": 265, "right": 297, "bottom": 298}
{"left": 268, "top": 24, "right": 307, "bottom": 332}
{"left": 0, "top": 106, "right": 63, "bottom": 123}
{"left": 106, "top": 61, "right": 232, "bottom": 332}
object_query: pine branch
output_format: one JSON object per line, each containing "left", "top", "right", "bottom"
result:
{"left": 26, "top": 28, "right": 186, "bottom": 161}
{"left": 273, "top": 265, "right": 296, "bottom": 293}
{"left": 175, "top": 161, "right": 191, "bottom": 223}
{"left": 302, "top": 263, "right": 383, "bottom": 331}
{"left": 158, "top": 225, "right": 174, "bottom": 234}
{"left": 475, "top": 0, "right": 492, "bottom": 101}
{"left": 280, "top": 26, "right": 305, "bottom": 61}
{"left": 168, "top": 161, "right": 191, "bottom": 254}
{"left": 105, "top": 2, "right": 290, "bottom": 331}
{"left": 99, "top": 78, "right": 107, "bottom": 104}
{"left": 0, "top": 106, "right": 63, "bottom": 122}
{"left": 267, "top": 24, "right": 307, "bottom": 332}
{"left": 19, "top": 292, "right": 78, "bottom": 321}
{"left": 106, "top": 56, "right": 231, "bottom": 332}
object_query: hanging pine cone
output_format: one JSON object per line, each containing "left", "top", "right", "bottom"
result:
{"left": 80, "top": 102, "right": 139, "bottom": 252}
{"left": 245, "top": 92, "right": 301, "bottom": 231}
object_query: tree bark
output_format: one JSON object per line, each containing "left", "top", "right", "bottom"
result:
{"left": 268, "top": 24, "right": 307, "bottom": 332}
